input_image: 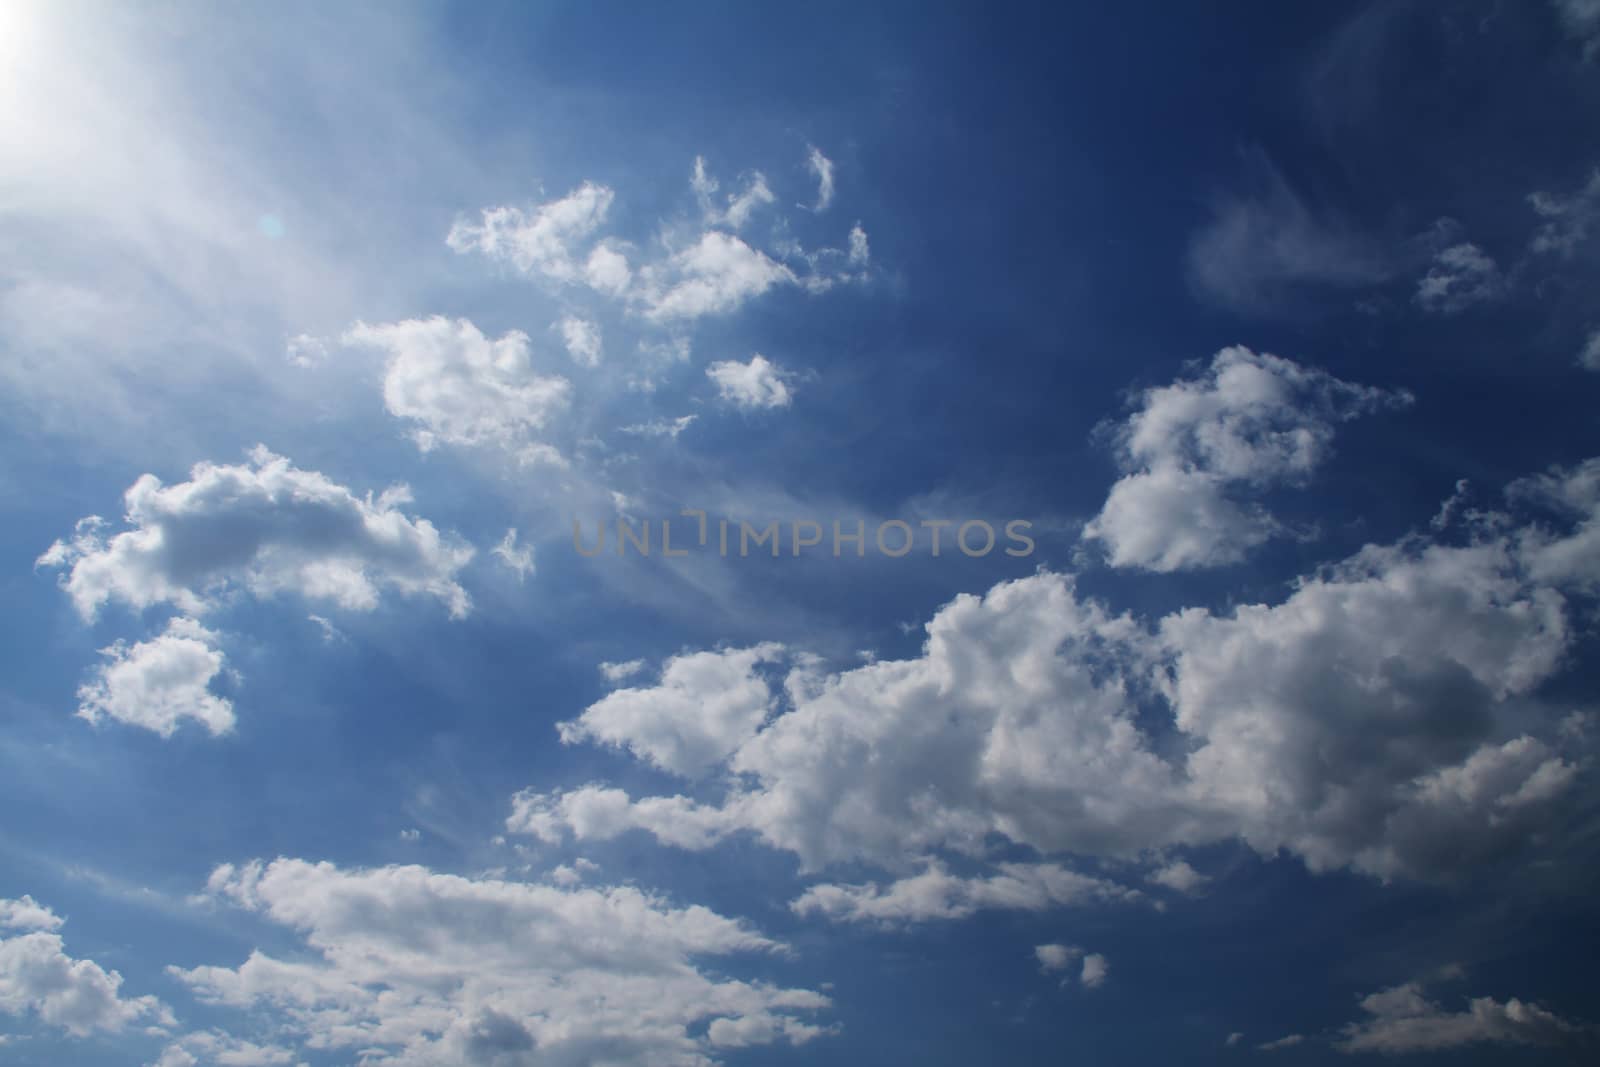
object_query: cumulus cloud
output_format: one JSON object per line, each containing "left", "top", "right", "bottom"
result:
{"left": 76, "top": 616, "right": 234, "bottom": 737}
{"left": 284, "top": 333, "right": 328, "bottom": 368}
{"left": 0, "top": 900, "right": 171, "bottom": 1038}
{"left": 557, "top": 644, "right": 782, "bottom": 777}
{"left": 1034, "top": 943, "right": 1079, "bottom": 973}
{"left": 806, "top": 146, "right": 836, "bottom": 212}
{"left": 1082, "top": 346, "right": 1410, "bottom": 571}
{"left": 1414, "top": 242, "right": 1504, "bottom": 313}
{"left": 706, "top": 354, "right": 794, "bottom": 410}
{"left": 446, "top": 182, "right": 616, "bottom": 285}
{"left": 1031, "top": 945, "right": 1108, "bottom": 988}
{"left": 172, "top": 858, "right": 829, "bottom": 1066}
{"left": 636, "top": 232, "right": 797, "bottom": 321}
{"left": 1336, "top": 976, "right": 1588, "bottom": 1053}
{"left": 1147, "top": 859, "right": 1209, "bottom": 895}
{"left": 791, "top": 863, "right": 1141, "bottom": 925}
{"left": 1078, "top": 953, "right": 1109, "bottom": 989}
{"left": 151, "top": 1030, "right": 295, "bottom": 1067}
{"left": 38, "top": 447, "right": 474, "bottom": 619}
{"left": 0, "top": 897, "right": 62, "bottom": 933}
{"left": 343, "top": 316, "right": 571, "bottom": 462}
{"left": 513, "top": 461, "right": 1600, "bottom": 897}
{"left": 556, "top": 315, "right": 602, "bottom": 367}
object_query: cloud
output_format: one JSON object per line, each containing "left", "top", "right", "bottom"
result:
{"left": 1553, "top": 1, "right": 1600, "bottom": 58}
{"left": 706, "top": 354, "right": 794, "bottom": 410}
{"left": 1579, "top": 328, "right": 1600, "bottom": 371}
{"left": 558, "top": 644, "right": 783, "bottom": 778}
{"left": 38, "top": 447, "right": 474, "bottom": 619}
{"left": 1034, "top": 943, "right": 1080, "bottom": 973}
{"left": 691, "top": 157, "right": 776, "bottom": 231}
{"left": 0, "top": 900, "right": 171, "bottom": 1038}
{"left": 556, "top": 315, "right": 602, "bottom": 367}
{"left": 791, "top": 862, "right": 1140, "bottom": 925}
{"left": 1078, "top": 953, "right": 1109, "bottom": 989}
{"left": 151, "top": 1031, "right": 295, "bottom": 1067}
{"left": 1187, "top": 157, "right": 1389, "bottom": 313}
{"left": 446, "top": 182, "right": 616, "bottom": 285}
{"left": 1528, "top": 168, "right": 1600, "bottom": 257}
{"left": 1258, "top": 1033, "right": 1305, "bottom": 1051}
{"left": 1336, "top": 975, "right": 1588, "bottom": 1053}
{"left": 637, "top": 233, "right": 797, "bottom": 321}
{"left": 492, "top": 528, "right": 535, "bottom": 583}
{"left": 1082, "top": 347, "right": 1410, "bottom": 572}
{"left": 619, "top": 414, "right": 697, "bottom": 439}
{"left": 285, "top": 333, "right": 328, "bottom": 368}
{"left": 514, "top": 459, "right": 1600, "bottom": 891}
{"left": 171, "top": 858, "right": 830, "bottom": 1066}
{"left": 343, "top": 316, "right": 571, "bottom": 461}
{"left": 599, "top": 659, "right": 646, "bottom": 684}
{"left": 0, "top": 897, "right": 62, "bottom": 933}
{"left": 1414, "top": 242, "right": 1505, "bottom": 313}
{"left": 806, "top": 146, "right": 836, "bottom": 212}
{"left": 76, "top": 616, "right": 235, "bottom": 737}
{"left": 1146, "top": 859, "right": 1209, "bottom": 895}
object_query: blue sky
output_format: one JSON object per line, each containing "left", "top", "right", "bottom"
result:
{"left": 4, "top": 1, "right": 1600, "bottom": 1064}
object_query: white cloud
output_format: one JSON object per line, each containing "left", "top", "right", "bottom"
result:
{"left": 1226, "top": 1031, "right": 1244, "bottom": 1046}
{"left": 284, "top": 333, "right": 328, "bottom": 368}
{"left": 1034, "top": 943, "right": 1080, "bottom": 973}
{"left": 492, "top": 528, "right": 535, "bottom": 583}
{"left": 558, "top": 644, "right": 783, "bottom": 778}
{"left": 619, "top": 414, "right": 697, "bottom": 439}
{"left": 1078, "top": 953, "right": 1109, "bottom": 989}
{"left": 1337, "top": 976, "right": 1586, "bottom": 1053}
{"left": 343, "top": 316, "right": 571, "bottom": 461}
{"left": 446, "top": 182, "right": 616, "bottom": 284}
{"left": 0, "top": 901, "right": 171, "bottom": 1038}
{"left": 1414, "top": 242, "right": 1504, "bottom": 313}
{"left": 171, "top": 858, "right": 830, "bottom": 1066}
{"left": 848, "top": 223, "right": 869, "bottom": 267}
{"left": 38, "top": 447, "right": 474, "bottom": 619}
{"left": 151, "top": 1030, "right": 295, "bottom": 1067}
{"left": 556, "top": 315, "right": 602, "bottom": 367}
{"left": 637, "top": 232, "right": 796, "bottom": 321}
{"left": 791, "top": 862, "right": 1141, "bottom": 925}
{"left": 690, "top": 157, "right": 775, "bottom": 231}
{"left": 1258, "top": 1033, "right": 1305, "bottom": 1051}
{"left": 514, "top": 463, "right": 1599, "bottom": 893}
{"left": 584, "top": 241, "right": 634, "bottom": 297}
{"left": 599, "top": 659, "right": 646, "bottom": 684}
{"left": 0, "top": 897, "right": 62, "bottom": 933}
{"left": 1579, "top": 328, "right": 1600, "bottom": 371}
{"left": 706, "top": 354, "right": 794, "bottom": 410}
{"left": 76, "top": 617, "right": 235, "bottom": 738}
{"left": 1146, "top": 859, "right": 1209, "bottom": 895}
{"left": 1528, "top": 168, "right": 1600, "bottom": 256}
{"left": 806, "top": 146, "right": 836, "bottom": 212}
{"left": 1082, "top": 346, "right": 1410, "bottom": 571}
